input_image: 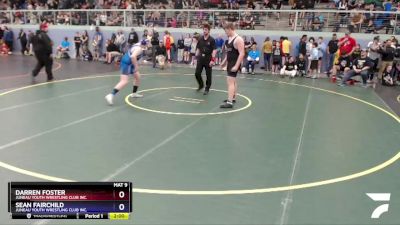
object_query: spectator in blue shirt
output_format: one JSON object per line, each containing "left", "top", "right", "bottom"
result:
{"left": 56, "top": 37, "right": 70, "bottom": 59}
{"left": 215, "top": 34, "right": 224, "bottom": 65}
{"left": 245, "top": 43, "right": 260, "bottom": 74}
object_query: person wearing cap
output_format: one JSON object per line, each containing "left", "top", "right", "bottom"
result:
{"left": 194, "top": 23, "right": 217, "bottom": 95}
{"left": 31, "top": 22, "right": 54, "bottom": 82}
{"left": 105, "top": 39, "right": 147, "bottom": 105}
{"left": 338, "top": 48, "right": 373, "bottom": 87}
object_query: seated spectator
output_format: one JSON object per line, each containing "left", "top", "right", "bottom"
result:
{"left": 155, "top": 41, "right": 167, "bottom": 70}
{"left": 296, "top": 53, "right": 307, "bottom": 77}
{"left": 365, "top": 19, "right": 378, "bottom": 34}
{"left": 104, "top": 39, "right": 121, "bottom": 64}
{"left": 338, "top": 49, "right": 373, "bottom": 87}
{"left": 56, "top": 37, "right": 70, "bottom": 59}
{"left": 332, "top": 55, "right": 351, "bottom": 78}
{"left": 348, "top": 12, "right": 364, "bottom": 33}
{"left": 280, "top": 56, "right": 298, "bottom": 78}
{"left": 311, "top": 13, "right": 325, "bottom": 31}
{"left": 245, "top": 43, "right": 260, "bottom": 74}
{"left": 390, "top": 61, "right": 400, "bottom": 85}
{"left": 3, "top": 26, "right": 13, "bottom": 54}
{"left": 82, "top": 46, "right": 93, "bottom": 61}
{"left": 0, "top": 40, "right": 10, "bottom": 55}
{"left": 382, "top": 64, "right": 396, "bottom": 86}
{"left": 240, "top": 11, "right": 255, "bottom": 30}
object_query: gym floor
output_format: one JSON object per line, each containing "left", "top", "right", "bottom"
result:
{"left": 0, "top": 55, "right": 399, "bottom": 225}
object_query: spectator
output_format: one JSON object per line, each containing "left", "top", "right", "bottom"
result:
{"left": 296, "top": 53, "right": 307, "bottom": 76}
{"left": 92, "top": 26, "right": 103, "bottom": 61}
{"left": 18, "top": 29, "right": 28, "bottom": 55}
{"left": 282, "top": 37, "right": 292, "bottom": 66}
{"left": 27, "top": 30, "right": 34, "bottom": 56}
{"left": 317, "top": 36, "right": 327, "bottom": 74}
{"left": 378, "top": 40, "right": 395, "bottom": 79}
{"left": 351, "top": 43, "right": 361, "bottom": 62}
{"left": 338, "top": 32, "right": 356, "bottom": 59}
{"left": 332, "top": 54, "right": 351, "bottom": 79}
{"left": 367, "top": 36, "right": 381, "bottom": 82}
{"left": 272, "top": 40, "right": 282, "bottom": 74}
{"left": 308, "top": 42, "right": 319, "bottom": 79}
{"left": 241, "top": 11, "right": 255, "bottom": 30}
{"left": 56, "top": 37, "right": 70, "bottom": 59}
{"left": 104, "top": 39, "right": 120, "bottom": 64}
{"left": 183, "top": 33, "right": 192, "bottom": 64}
{"left": 298, "top": 35, "right": 307, "bottom": 58}
{"left": 275, "top": 0, "right": 282, "bottom": 20}
{"left": 327, "top": 33, "right": 338, "bottom": 76}
{"left": 365, "top": 19, "right": 377, "bottom": 34}
{"left": 339, "top": 48, "right": 373, "bottom": 87}
{"left": 215, "top": 34, "right": 224, "bottom": 65}
{"left": 115, "top": 30, "right": 126, "bottom": 52}
{"left": 311, "top": 13, "right": 324, "bottom": 31}
{"left": 0, "top": 40, "right": 9, "bottom": 55}
{"left": 335, "top": 0, "right": 348, "bottom": 32}
{"left": 190, "top": 35, "right": 198, "bottom": 66}
{"left": 389, "top": 62, "right": 400, "bottom": 85}
{"left": 150, "top": 30, "right": 160, "bottom": 68}
{"left": 127, "top": 28, "right": 138, "bottom": 46}
{"left": 348, "top": 11, "right": 364, "bottom": 33}
{"left": 74, "top": 32, "right": 82, "bottom": 58}
{"left": 177, "top": 35, "right": 185, "bottom": 63}
{"left": 3, "top": 26, "right": 13, "bottom": 54}
{"left": 262, "top": 37, "right": 273, "bottom": 71}
{"left": 155, "top": 41, "right": 167, "bottom": 69}
{"left": 306, "top": 37, "right": 315, "bottom": 72}
{"left": 280, "top": 56, "right": 298, "bottom": 78}
{"left": 245, "top": 43, "right": 260, "bottom": 74}
{"left": 81, "top": 30, "right": 89, "bottom": 52}
{"left": 163, "top": 31, "right": 174, "bottom": 62}
{"left": 82, "top": 46, "right": 93, "bottom": 61}
{"left": 0, "top": 26, "right": 4, "bottom": 40}
{"left": 382, "top": 64, "right": 395, "bottom": 86}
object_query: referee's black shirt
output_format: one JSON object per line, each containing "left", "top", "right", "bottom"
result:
{"left": 196, "top": 35, "right": 216, "bottom": 61}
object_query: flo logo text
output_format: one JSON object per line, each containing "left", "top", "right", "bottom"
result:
{"left": 366, "top": 193, "right": 391, "bottom": 219}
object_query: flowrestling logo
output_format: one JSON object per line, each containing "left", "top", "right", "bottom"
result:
{"left": 366, "top": 193, "right": 391, "bottom": 219}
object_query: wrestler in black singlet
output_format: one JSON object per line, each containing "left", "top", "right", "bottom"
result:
{"left": 226, "top": 35, "right": 240, "bottom": 77}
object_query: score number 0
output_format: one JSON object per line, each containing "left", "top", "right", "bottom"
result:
{"left": 118, "top": 191, "right": 126, "bottom": 211}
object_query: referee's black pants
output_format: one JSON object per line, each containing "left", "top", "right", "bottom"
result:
{"left": 195, "top": 57, "right": 212, "bottom": 90}
{"left": 32, "top": 52, "right": 54, "bottom": 81}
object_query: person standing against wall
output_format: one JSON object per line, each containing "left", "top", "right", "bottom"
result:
{"left": 74, "top": 32, "right": 82, "bottom": 59}
{"left": 18, "top": 29, "right": 28, "bottom": 55}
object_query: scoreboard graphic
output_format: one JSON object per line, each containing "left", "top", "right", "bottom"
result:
{"left": 8, "top": 182, "right": 132, "bottom": 220}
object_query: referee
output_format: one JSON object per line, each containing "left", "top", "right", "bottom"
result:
{"left": 195, "top": 23, "right": 217, "bottom": 95}
{"left": 31, "top": 22, "right": 54, "bottom": 82}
